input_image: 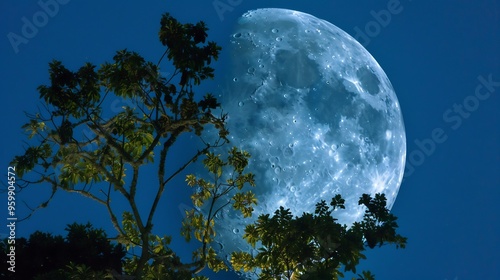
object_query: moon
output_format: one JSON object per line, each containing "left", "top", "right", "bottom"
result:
{"left": 201, "top": 8, "right": 405, "bottom": 276}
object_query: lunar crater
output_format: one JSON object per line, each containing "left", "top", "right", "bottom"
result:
{"left": 201, "top": 8, "right": 406, "bottom": 279}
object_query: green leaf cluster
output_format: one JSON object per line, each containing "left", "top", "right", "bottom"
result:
{"left": 12, "top": 143, "right": 52, "bottom": 177}
{"left": 181, "top": 147, "right": 256, "bottom": 274}
{"left": 159, "top": 13, "right": 221, "bottom": 86}
{"left": 119, "top": 212, "right": 142, "bottom": 250}
{"left": 22, "top": 118, "right": 46, "bottom": 139}
{"left": 38, "top": 61, "right": 100, "bottom": 118}
{"left": 231, "top": 194, "right": 407, "bottom": 280}
{"left": 118, "top": 215, "right": 195, "bottom": 279}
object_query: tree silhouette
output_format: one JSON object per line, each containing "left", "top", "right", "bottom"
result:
{"left": 0, "top": 222, "right": 125, "bottom": 279}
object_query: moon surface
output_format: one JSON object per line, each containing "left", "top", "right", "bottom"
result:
{"left": 201, "top": 8, "right": 405, "bottom": 276}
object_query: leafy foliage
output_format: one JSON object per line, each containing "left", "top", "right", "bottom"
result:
{"left": 158, "top": 14, "right": 220, "bottom": 86}
{"left": 10, "top": 12, "right": 230, "bottom": 279}
{"left": 9, "top": 10, "right": 407, "bottom": 280}
{"left": 231, "top": 194, "right": 407, "bottom": 280}
{"left": 181, "top": 147, "right": 256, "bottom": 274}
{"left": 0, "top": 223, "right": 125, "bottom": 280}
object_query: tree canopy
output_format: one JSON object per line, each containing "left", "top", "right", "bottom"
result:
{"left": 11, "top": 12, "right": 240, "bottom": 278}
{"left": 231, "top": 194, "right": 406, "bottom": 280}
{"left": 9, "top": 11, "right": 406, "bottom": 280}
{"left": 0, "top": 222, "right": 125, "bottom": 280}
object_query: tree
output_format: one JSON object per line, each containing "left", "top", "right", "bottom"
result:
{"left": 11, "top": 12, "right": 255, "bottom": 279}
{"left": 0, "top": 222, "right": 125, "bottom": 279}
{"left": 10, "top": 11, "right": 406, "bottom": 280}
{"left": 230, "top": 193, "right": 407, "bottom": 280}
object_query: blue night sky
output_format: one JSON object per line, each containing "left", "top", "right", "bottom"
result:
{"left": 1, "top": 1, "right": 499, "bottom": 279}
